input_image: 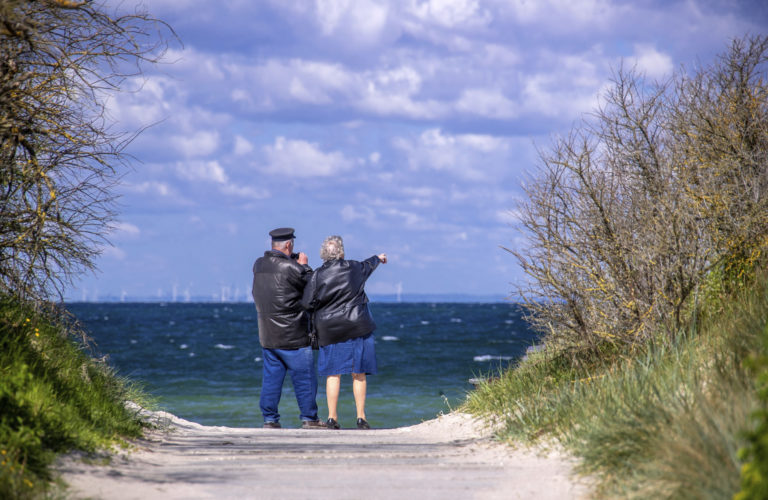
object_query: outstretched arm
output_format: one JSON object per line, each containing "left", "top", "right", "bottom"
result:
{"left": 359, "top": 253, "right": 386, "bottom": 279}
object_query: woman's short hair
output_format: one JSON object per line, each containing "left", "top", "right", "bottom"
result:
{"left": 320, "top": 235, "right": 344, "bottom": 261}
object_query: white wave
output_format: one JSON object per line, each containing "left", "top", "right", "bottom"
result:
{"left": 130, "top": 339, "right": 138, "bottom": 344}
{"left": 381, "top": 336, "right": 399, "bottom": 341}
{"left": 254, "top": 357, "right": 262, "bottom": 363}
{"left": 214, "top": 343, "right": 235, "bottom": 350}
{"left": 420, "top": 320, "right": 430, "bottom": 325}
{"left": 504, "top": 319, "right": 514, "bottom": 324}
{"left": 473, "top": 354, "right": 514, "bottom": 362}
{"left": 180, "top": 343, "right": 188, "bottom": 349}
{"left": 189, "top": 352, "right": 195, "bottom": 357}
{"left": 450, "top": 318, "right": 462, "bottom": 323}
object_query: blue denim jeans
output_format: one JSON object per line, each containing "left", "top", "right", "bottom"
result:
{"left": 260, "top": 346, "right": 318, "bottom": 423}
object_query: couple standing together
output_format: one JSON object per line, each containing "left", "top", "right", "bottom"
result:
{"left": 251, "top": 227, "right": 387, "bottom": 430}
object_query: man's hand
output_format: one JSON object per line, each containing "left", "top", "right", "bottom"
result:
{"left": 298, "top": 252, "right": 308, "bottom": 265}
{"left": 378, "top": 253, "right": 387, "bottom": 264}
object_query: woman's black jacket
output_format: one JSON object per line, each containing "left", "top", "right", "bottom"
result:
{"left": 252, "top": 250, "right": 312, "bottom": 349}
{"left": 301, "top": 256, "right": 380, "bottom": 347}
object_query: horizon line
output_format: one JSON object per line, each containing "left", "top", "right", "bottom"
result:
{"left": 64, "top": 292, "right": 515, "bottom": 305}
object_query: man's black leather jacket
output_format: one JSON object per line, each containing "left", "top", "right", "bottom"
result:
{"left": 302, "top": 256, "right": 380, "bottom": 347}
{"left": 252, "top": 250, "right": 312, "bottom": 349}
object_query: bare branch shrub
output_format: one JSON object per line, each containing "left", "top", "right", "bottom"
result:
{"left": 672, "top": 36, "right": 768, "bottom": 271}
{"left": 515, "top": 35, "right": 768, "bottom": 358}
{"left": 0, "top": 0, "right": 174, "bottom": 303}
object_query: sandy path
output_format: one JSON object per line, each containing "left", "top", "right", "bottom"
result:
{"left": 56, "top": 409, "right": 590, "bottom": 500}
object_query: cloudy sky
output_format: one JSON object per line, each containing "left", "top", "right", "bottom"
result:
{"left": 71, "top": 0, "right": 768, "bottom": 302}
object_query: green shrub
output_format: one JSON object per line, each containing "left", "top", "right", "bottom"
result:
{"left": 466, "top": 271, "right": 768, "bottom": 499}
{"left": 0, "top": 296, "right": 145, "bottom": 498}
{"left": 735, "top": 313, "right": 768, "bottom": 499}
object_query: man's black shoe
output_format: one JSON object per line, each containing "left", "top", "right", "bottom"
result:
{"left": 326, "top": 418, "right": 341, "bottom": 429}
{"left": 263, "top": 421, "right": 281, "bottom": 429}
{"left": 356, "top": 418, "right": 370, "bottom": 429}
{"left": 301, "top": 420, "right": 325, "bottom": 429}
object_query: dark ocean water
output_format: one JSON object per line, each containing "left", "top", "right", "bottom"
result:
{"left": 67, "top": 302, "right": 540, "bottom": 429}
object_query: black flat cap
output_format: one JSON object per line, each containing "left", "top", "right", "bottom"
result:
{"left": 269, "top": 227, "right": 295, "bottom": 241}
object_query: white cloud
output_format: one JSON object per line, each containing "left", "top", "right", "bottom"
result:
{"left": 376, "top": 66, "right": 423, "bottom": 94}
{"left": 289, "top": 77, "right": 329, "bottom": 104}
{"left": 231, "top": 88, "right": 251, "bottom": 105}
{"left": 176, "top": 160, "right": 228, "bottom": 184}
{"left": 461, "top": 133, "right": 510, "bottom": 152}
{"left": 122, "top": 181, "right": 171, "bottom": 197}
{"left": 383, "top": 207, "right": 424, "bottom": 228}
{"left": 480, "top": 43, "right": 521, "bottom": 66}
{"left": 358, "top": 90, "right": 446, "bottom": 119}
{"left": 393, "top": 128, "right": 512, "bottom": 180}
{"left": 401, "top": 186, "right": 438, "bottom": 207}
{"left": 233, "top": 135, "right": 254, "bottom": 155}
{"left": 407, "top": 0, "right": 491, "bottom": 28}
{"left": 455, "top": 88, "right": 517, "bottom": 119}
{"left": 228, "top": 58, "right": 356, "bottom": 108}
{"left": 224, "top": 57, "right": 448, "bottom": 119}
{"left": 104, "top": 75, "right": 174, "bottom": 130}
{"left": 504, "top": 0, "right": 615, "bottom": 27}
{"left": 99, "top": 244, "right": 126, "bottom": 260}
{"left": 110, "top": 222, "right": 141, "bottom": 239}
{"left": 341, "top": 204, "right": 377, "bottom": 224}
{"left": 171, "top": 130, "right": 220, "bottom": 158}
{"left": 519, "top": 50, "right": 605, "bottom": 118}
{"left": 316, "top": 0, "right": 391, "bottom": 44}
{"left": 632, "top": 44, "right": 674, "bottom": 80}
{"left": 356, "top": 65, "right": 450, "bottom": 119}
{"left": 220, "top": 183, "right": 270, "bottom": 199}
{"left": 262, "top": 137, "right": 354, "bottom": 177}
{"left": 159, "top": 47, "right": 226, "bottom": 80}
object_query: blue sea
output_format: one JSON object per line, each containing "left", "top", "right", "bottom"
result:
{"left": 67, "top": 302, "right": 540, "bottom": 429}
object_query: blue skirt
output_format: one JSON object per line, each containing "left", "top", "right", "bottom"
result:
{"left": 318, "top": 333, "right": 377, "bottom": 377}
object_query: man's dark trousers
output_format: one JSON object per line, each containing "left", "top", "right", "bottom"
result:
{"left": 260, "top": 346, "right": 318, "bottom": 423}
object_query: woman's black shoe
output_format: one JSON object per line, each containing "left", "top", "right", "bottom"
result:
{"left": 326, "top": 418, "right": 341, "bottom": 429}
{"left": 356, "top": 418, "right": 370, "bottom": 429}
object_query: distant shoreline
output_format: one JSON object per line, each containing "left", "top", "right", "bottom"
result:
{"left": 64, "top": 293, "right": 515, "bottom": 304}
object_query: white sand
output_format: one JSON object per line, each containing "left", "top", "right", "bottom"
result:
{"left": 56, "top": 407, "right": 591, "bottom": 499}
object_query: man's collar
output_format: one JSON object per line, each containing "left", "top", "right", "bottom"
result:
{"left": 266, "top": 249, "right": 289, "bottom": 258}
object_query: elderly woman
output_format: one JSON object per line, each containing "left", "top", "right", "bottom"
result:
{"left": 302, "top": 235, "right": 386, "bottom": 429}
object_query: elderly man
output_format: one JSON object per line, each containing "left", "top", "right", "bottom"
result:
{"left": 252, "top": 227, "right": 322, "bottom": 429}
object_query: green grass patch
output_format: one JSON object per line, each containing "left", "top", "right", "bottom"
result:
{"left": 465, "top": 276, "right": 768, "bottom": 499}
{"left": 0, "top": 296, "right": 147, "bottom": 499}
